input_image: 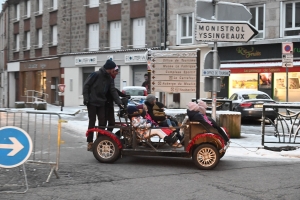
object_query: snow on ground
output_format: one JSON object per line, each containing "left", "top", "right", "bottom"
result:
{"left": 1, "top": 104, "right": 300, "bottom": 159}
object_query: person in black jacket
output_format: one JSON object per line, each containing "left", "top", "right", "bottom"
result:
{"left": 105, "top": 66, "right": 129, "bottom": 132}
{"left": 83, "top": 59, "right": 123, "bottom": 151}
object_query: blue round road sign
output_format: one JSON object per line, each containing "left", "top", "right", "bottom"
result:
{"left": 284, "top": 45, "right": 291, "bottom": 52}
{"left": 0, "top": 126, "right": 33, "bottom": 168}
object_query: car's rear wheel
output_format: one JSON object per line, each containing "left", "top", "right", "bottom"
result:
{"left": 192, "top": 144, "right": 220, "bottom": 170}
{"left": 93, "top": 136, "right": 120, "bottom": 163}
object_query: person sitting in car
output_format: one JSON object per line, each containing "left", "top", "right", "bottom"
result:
{"left": 144, "top": 94, "right": 183, "bottom": 143}
{"left": 187, "top": 101, "right": 229, "bottom": 145}
{"left": 127, "top": 106, "right": 182, "bottom": 148}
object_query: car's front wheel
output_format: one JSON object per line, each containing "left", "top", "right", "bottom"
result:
{"left": 192, "top": 144, "right": 220, "bottom": 170}
{"left": 93, "top": 136, "right": 120, "bottom": 163}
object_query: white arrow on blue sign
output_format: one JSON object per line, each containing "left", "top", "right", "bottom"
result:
{"left": 0, "top": 126, "right": 32, "bottom": 168}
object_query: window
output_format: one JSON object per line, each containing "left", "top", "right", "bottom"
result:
{"left": 15, "top": 4, "right": 20, "bottom": 21}
{"left": 36, "top": 0, "right": 43, "bottom": 15}
{"left": 111, "top": 0, "right": 121, "bottom": 5}
{"left": 51, "top": 0, "right": 58, "bottom": 10}
{"left": 110, "top": 21, "right": 121, "bottom": 50}
{"left": 283, "top": 1, "right": 300, "bottom": 36}
{"left": 177, "top": 13, "right": 194, "bottom": 45}
{"left": 36, "top": 29, "right": 42, "bottom": 48}
{"left": 88, "top": 0, "right": 99, "bottom": 8}
{"left": 14, "top": 34, "right": 20, "bottom": 51}
{"left": 24, "top": 31, "right": 30, "bottom": 50}
{"left": 249, "top": 5, "right": 265, "bottom": 39}
{"left": 50, "top": 25, "right": 57, "bottom": 45}
{"left": 25, "top": 0, "right": 31, "bottom": 18}
{"left": 132, "top": 18, "right": 146, "bottom": 48}
{"left": 88, "top": 24, "right": 99, "bottom": 51}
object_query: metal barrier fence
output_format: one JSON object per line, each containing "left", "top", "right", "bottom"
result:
{"left": 262, "top": 103, "right": 300, "bottom": 146}
{"left": 0, "top": 110, "right": 65, "bottom": 185}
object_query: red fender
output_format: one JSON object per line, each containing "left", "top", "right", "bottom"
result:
{"left": 186, "top": 133, "right": 225, "bottom": 153}
{"left": 86, "top": 128, "right": 123, "bottom": 149}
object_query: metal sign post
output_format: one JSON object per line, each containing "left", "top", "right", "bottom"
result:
{"left": 196, "top": 0, "right": 258, "bottom": 121}
{"left": 282, "top": 42, "right": 294, "bottom": 102}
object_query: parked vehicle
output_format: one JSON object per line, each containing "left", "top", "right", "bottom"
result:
{"left": 87, "top": 97, "right": 230, "bottom": 170}
{"left": 229, "top": 90, "right": 278, "bottom": 121}
{"left": 122, "top": 86, "right": 147, "bottom": 105}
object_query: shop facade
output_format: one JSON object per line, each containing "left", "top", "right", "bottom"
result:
{"left": 60, "top": 50, "right": 150, "bottom": 107}
{"left": 219, "top": 42, "right": 300, "bottom": 102}
{"left": 19, "top": 57, "right": 62, "bottom": 104}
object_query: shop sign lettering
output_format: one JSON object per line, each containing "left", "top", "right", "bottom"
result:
{"left": 75, "top": 57, "right": 97, "bottom": 65}
{"left": 243, "top": 68, "right": 281, "bottom": 73}
{"left": 236, "top": 47, "right": 261, "bottom": 58}
{"left": 294, "top": 47, "right": 300, "bottom": 53}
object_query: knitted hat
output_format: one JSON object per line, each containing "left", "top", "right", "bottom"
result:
{"left": 146, "top": 94, "right": 156, "bottom": 103}
{"left": 198, "top": 100, "right": 208, "bottom": 109}
{"left": 198, "top": 106, "right": 206, "bottom": 115}
{"left": 187, "top": 102, "right": 200, "bottom": 111}
{"left": 127, "top": 106, "right": 139, "bottom": 115}
{"left": 104, "top": 59, "right": 116, "bottom": 69}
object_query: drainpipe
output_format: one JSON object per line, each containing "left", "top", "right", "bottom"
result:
{"left": 164, "top": 0, "right": 167, "bottom": 50}
{"left": 159, "top": 0, "right": 162, "bottom": 50}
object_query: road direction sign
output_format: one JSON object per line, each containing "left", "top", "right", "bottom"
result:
{"left": 152, "top": 86, "right": 196, "bottom": 93}
{"left": 151, "top": 57, "right": 197, "bottom": 64}
{"left": 152, "top": 69, "right": 196, "bottom": 75}
{"left": 152, "top": 81, "right": 196, "bottom": 87}
{"left": 195, "top": 21, "right": 258, "bottom": 42}
{"left": 204, "top": 50, "right": 220, "bottom": 69}
{"left": 202, "top": 69, "right": 231, "bottom": 76}
{"left": 152, "top": 63, "right": 196, "bottom": 70}
{"left": 0, "top": 126, "right": 33, "bottom": 168}
{"left": 196, "top": 0, "right": 252, "bottom": 21}
{"left": 152, "top": 75, "right": 196, "bottom": 81}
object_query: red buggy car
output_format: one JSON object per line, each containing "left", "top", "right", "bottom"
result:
{"left": 86, "top": 101, "right": 230, "bottom": 170}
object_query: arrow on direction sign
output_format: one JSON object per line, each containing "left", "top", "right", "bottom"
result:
{"left": 195, "top": 21, "right": 258, "bottom": 42}
{"left": 0, "top": 137, "right": 24, "bottom": 156}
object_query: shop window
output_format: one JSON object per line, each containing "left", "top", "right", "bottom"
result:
{"left": 132, "top": 18, "right": 146, "bottom": 48}
{"left": 177, "top": 13, "right": 194, "bottom": 45}
{"left": 249, "top": 5, "right": 265, "bottom": 39}
{"left": 282, "top": 1, "right": 300, "bottom": 37}
{"left": 110, "top": 21, "right": 121, "bottom": 50}
{"left": 35, "top": 70, "right": 46, "bottom": 98}
{"left": 82, "top": 67, "right": 95, "bottom": 88}
{"left": 22, "top": 72, "right": 30, "bottom": 96}
{"left": 88, "top": 24, "right": 99, "bottom": 51}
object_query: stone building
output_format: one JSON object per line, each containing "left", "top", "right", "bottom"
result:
{"left": 2, "top": 0, "right": 299, "bottom": 108}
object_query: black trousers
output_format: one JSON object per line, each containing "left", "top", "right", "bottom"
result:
{"left": 207, "top": 116, "right": 230, "bottom": 143}
{"left": 87, "top": 104, "right": 106, "bottom": 142}
{"left": 105, "top": 104, "right": 115, "bottom": 132}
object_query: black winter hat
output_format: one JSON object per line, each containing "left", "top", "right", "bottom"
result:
{"left": 104, "top": 59, "right": 116, "bottom": 69}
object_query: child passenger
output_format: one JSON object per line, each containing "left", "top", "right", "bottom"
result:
{"left": 187, "top": 102, "right": 229, "bottom": 145}
{"left": 127, "top": 106, "right": 182, "bottom": 148}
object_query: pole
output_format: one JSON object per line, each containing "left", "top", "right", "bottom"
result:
{"left": 286, "top": 65, "right": 288, "bottom": 102}
{"left": 211, "top": 0, "right": 217, "bottom": 121}
{"left": 212, "top": 43, "right": 218, "bottom": 121}
{"left": 196, "top": 49, "right": 200, "bottom": 100}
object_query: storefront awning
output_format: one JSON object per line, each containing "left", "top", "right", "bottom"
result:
{"left": 221, "top": 61, "right": 300, "bottom": 68}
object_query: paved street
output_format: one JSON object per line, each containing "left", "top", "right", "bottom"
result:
{"left": 1, "top": 117, "right": 300, "bottom": 200}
